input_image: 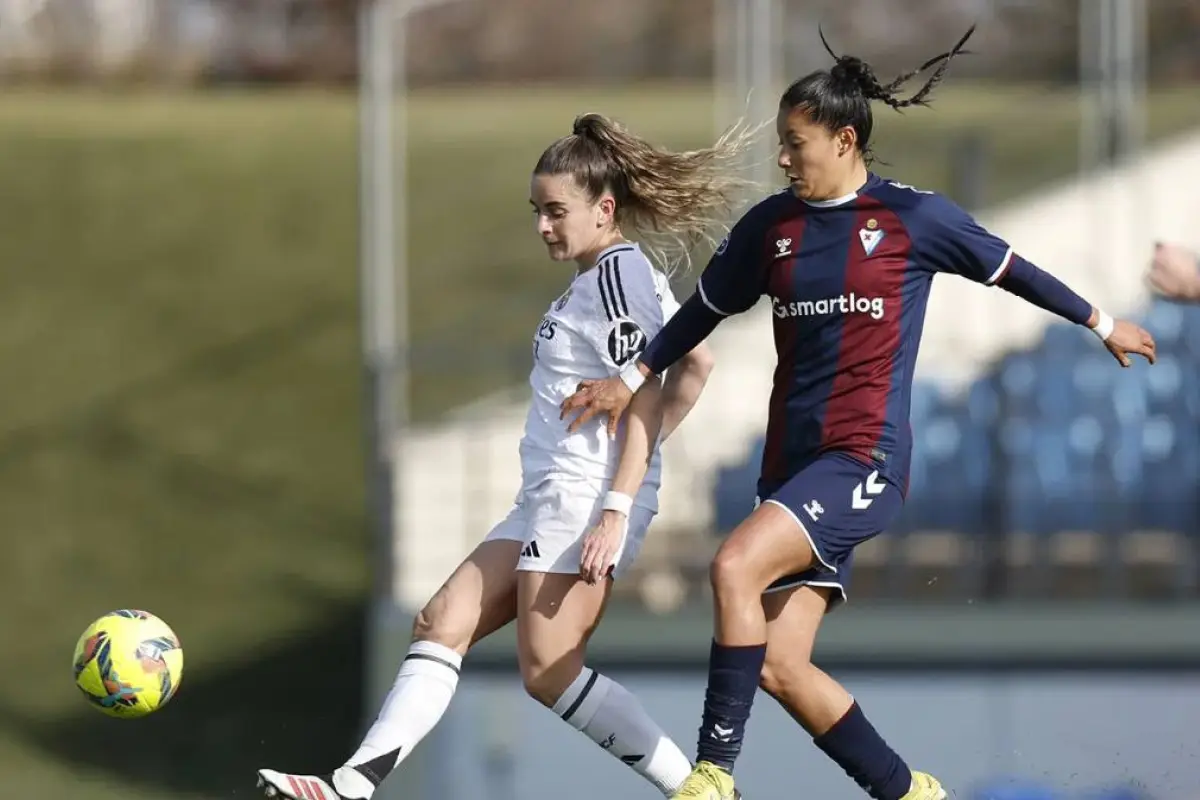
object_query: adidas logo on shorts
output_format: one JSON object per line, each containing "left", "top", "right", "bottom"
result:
{"left": 520, "top": 541, "right": 541, "bottom": 559}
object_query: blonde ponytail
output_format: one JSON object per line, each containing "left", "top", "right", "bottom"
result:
{"left": 535, "top": 112, "right": 766, "bottom": 273}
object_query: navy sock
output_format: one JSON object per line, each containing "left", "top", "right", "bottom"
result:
{"left": 813, "top": 702, "right": 912, "bottom": 800}
{"left": 694, "top": 640, "right": 767, "bottom": 773}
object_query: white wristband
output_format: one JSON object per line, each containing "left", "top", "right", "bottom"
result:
{"left": 602, "top": 490, "right": 634, "bottom": 517}
{"left": 618, "top": 361, "right": 647, "bottom": 394}
{"left": 1091, "top": 310, "right": 1115, "bottom": 341}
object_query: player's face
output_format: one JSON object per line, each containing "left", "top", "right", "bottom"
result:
{"left": 776, "top": 105, "right": 855, "bottom": 201}
{"left": 529, "top": 173, "right": 614, "bottom": 263}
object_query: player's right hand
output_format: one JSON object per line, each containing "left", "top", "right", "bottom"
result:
{"left": 560, "top": 375, "right": 633, "bottom": 439}
{"left": 579, "top": 510, "right": 628, "bottom": 585}
{"left": 1104, "top": 318, "right": 1156, "bottom": 368}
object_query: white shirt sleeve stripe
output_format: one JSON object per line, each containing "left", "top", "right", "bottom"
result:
{"left": 697, "top": 277, "right": 733, "bottom": 316}
{"left": 985, "top": 246, "right": 1014, "bottom": 285}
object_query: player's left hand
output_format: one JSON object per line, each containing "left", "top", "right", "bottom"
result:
{"left": 560, "top": 375, "right": 633, "bottom": 438}
{"left": 1103, "top": 318, "right": 1156, "bottom": 367}
{"left": 579, "top": 510, "right": 628, "bottom": 585}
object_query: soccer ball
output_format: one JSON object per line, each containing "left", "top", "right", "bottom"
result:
{"left": 72, "top": 609, "right": 183, "bottom": 718}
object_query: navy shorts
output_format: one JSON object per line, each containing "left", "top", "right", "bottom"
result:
{"left": 755, "top": 452, "right": 904, "bottom": 608}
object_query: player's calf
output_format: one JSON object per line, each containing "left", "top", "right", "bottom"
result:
{"left": 517, "top": 571, "right": 692, "bottom": 796}
{"left": 335, "top": 548, "right": 520, "bottom": 790}
{"left": 693, "top": 505, "right": 815, "bottom": 776}
{"left": 255, "top": 541, "right": 521, "bottom": 799}
{"left": 759, "top": 578, "right": 925, "bottom": 800}
{"left": 548, "top": 665, "right": 694, "bottom": 796}
{"left": 764, "top": 663, "right": 914, "bottom": 800}
{"left": 759, "top": 653, "right": 847, "bottom": 735}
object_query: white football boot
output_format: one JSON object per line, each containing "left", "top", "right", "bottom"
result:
{"left": 256, "top": 767, "right": 375, "bottom": 800}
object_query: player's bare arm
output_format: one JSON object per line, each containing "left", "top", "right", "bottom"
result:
{"left": 578, "top": 341, "right": 713, "bottom": 583}
{"left": 660, "top": 342, "right": 715, "bottom": 440}
{"left": 579, "top": 374, "right": 664, "bottom": 585}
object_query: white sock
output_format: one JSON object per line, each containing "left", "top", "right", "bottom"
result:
{"left": 551, "top": 667, "right": 693, "bottom": 796}
{"left": 336, "top": 640, "right": 462, "bottom": 797}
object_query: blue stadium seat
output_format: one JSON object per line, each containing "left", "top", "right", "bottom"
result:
{"left": 1072, "top": 352, "right": 1117, "bottom": 407}
{"left": 1143, "top": 354, "right": 1200, "bottom": 419}
{"left": 1143, "top": 298, "right": 1186, "bottom": 347}
{"left": 712, "top": 436, "right": 764, "bottom": 534}
{"left": 995, "top": 415, "right": 1043, "bottom": 534}
{"left": 997, "top": 353, "right": 1039, "bottom": 416}
{"left": 909, "top": 380, "right": 944, "bottom": 427}
{"left": 907, "top": 410, "right": 989, "bottom": 533}
{"left": 994, "top": 411, "right": 1111, "bottom": 535}
{"left": 966, "top": 375, "right": 1002, "bottom": 428}
{"left": 1030, "top": 355, "right": 1079, "bottom": 421}
{"left": 1176, "top": 300, "right": 1200, "bottom": 352}
{"left": 1042, "top": 321, "right": 1094, "bottom": 358}
{"left": 1137, "top": 415, "right": 1199, "bottom": 533}
{"left": 1107, "top": 374, "right": 1148, "bottom": 427}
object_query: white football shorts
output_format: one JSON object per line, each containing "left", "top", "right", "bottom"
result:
{"left": 483, "top": 476, "right": 657, "bottom": 578}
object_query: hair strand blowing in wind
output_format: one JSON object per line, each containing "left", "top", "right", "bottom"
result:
{"left": 536, "top": 113, "right": 767, "bottom": 274}
{"left": 817, "top": 24, "right": 977, "bottom": 111}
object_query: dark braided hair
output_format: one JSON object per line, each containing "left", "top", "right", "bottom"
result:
{"left": 779, "top": 25, "right": 976, "bottom": 164}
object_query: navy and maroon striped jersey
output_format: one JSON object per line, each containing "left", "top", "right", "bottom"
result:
{"left": 699, "top": 173, "right": 1014, "bottom": 494}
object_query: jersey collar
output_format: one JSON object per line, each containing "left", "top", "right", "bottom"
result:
{"left": 579, "top": 241, "right": 639, "bottom": 276}
{"left": 800, "top": 172, "right": 881, "bottom": 208}
{"left": 593, "top": 241, "right": 638, "bottom": 263}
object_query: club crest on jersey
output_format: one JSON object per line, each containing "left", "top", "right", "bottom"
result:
{"left": 774, "top": 238, "right": 793, "bottom": 258}
{"left": 859, "top": 219, "right": 884, "bottom": 256}
{"left": 554, "top": 288, "right": 573, "bottom": 311}
{"left": 607, "top": 319, "right": 646, "bottom": 365}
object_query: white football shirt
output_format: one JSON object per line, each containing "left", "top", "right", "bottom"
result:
{"left": 518, "top": 242, "right": 681, "bottom": 507}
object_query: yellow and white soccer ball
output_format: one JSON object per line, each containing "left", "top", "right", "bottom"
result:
{"left": 72, "top": 609, "right": 184, "bottom": 718}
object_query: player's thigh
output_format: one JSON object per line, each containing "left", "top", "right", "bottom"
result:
{"left": 414, "top": 538, "right": 522, "bottom": 653}
{"left": 510, "top": 478, "right": 650, "bottom": 689}
{"left": 711, "top": 501, "right": 821, "bottom": 594}
{"left": 753, "top": 453, "right": 903, "bottom": 587}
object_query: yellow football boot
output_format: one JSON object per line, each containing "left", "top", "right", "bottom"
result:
{"left": 670, "top": 761, "right": 739, "bottom": 800}
{"left": 900, "top": 771, "right": 947, "bottom": 800}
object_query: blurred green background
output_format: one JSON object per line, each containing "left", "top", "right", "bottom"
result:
{"left": 4, "top": 82, "right": 1200, "bottom": 798}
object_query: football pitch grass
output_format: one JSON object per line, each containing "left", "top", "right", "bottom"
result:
{"left": 2, "top": 83, "right": 1199, "bottom": 798}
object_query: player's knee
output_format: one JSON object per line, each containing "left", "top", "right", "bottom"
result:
{"left": 759, "top": 650, "right": 812, "bottom": 698}
{"left": 410, "top": 597, "right": 472, "bottom": 653}
{"left": 520, "top": 664, "right": 560, "bottom": 707}
{"left": 709, "top": 544, "right": 754, "bottom": 596}
{"left": 519, "top": 648, "right": 583, "bottom": 708}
